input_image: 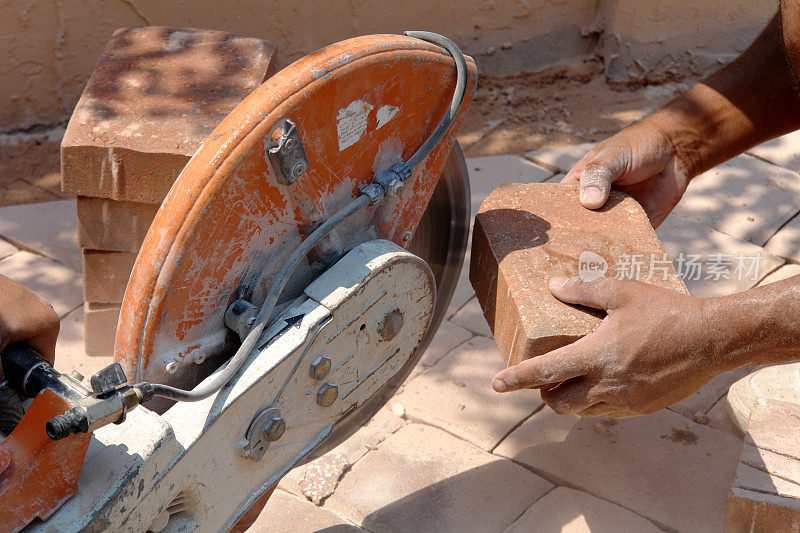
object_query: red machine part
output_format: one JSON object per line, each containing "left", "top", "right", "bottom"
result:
{"left": 113, "top": 35, "right": 477, "bottom": 396}
{"left": 0, "top": 389, "right": 91, "bottom": 532}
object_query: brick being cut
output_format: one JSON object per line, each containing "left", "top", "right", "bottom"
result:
{"left": 470, "top": 183, "right": 687, "bottom": 366}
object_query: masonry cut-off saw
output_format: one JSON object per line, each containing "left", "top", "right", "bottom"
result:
{"left": 0, "top": 32, "right": 476, "bottom": 532}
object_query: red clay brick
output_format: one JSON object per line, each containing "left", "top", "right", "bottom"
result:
{"left": 82, "top": 250, "right": 137, "bottom": 304}
{"left": 470, "top": 183, "right": 686, "bottom": 366}
{"left": 77, "top": 197, "right": 158, "bottom": 252}
{"left": 84, "top": 302, "right": 121, "bottom": 358}
{"left": 61, "top": 26, "right": 277, "bottom": 203}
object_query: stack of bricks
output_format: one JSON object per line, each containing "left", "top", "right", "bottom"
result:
{"left": 61, "top": 26, "right": 277, "bottom": 357}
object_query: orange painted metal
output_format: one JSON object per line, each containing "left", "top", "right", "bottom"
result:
{"left": 0, "top": 389, "right": 91, "bottom": 533}
{"left": 113, "top": 35, "right": 477, "bottom": 392}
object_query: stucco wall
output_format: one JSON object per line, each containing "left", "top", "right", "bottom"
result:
{"left": 0, "top": 0, "right": 776, "bottom": 133}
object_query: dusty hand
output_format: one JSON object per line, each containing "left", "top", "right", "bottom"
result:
{"left": 562, "top": 119, "right": 692, "bottom": 227}
{"left": 0, "top": 275, "right": 59, "bottom": 380}
{"left": 492, "top": 276, "right": 718, "bottom": 418}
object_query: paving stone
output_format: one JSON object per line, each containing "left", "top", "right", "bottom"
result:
{"left": 0, "top": 239, "right": 17, "bottom": 260}
{"left": 77, "top": 197, "right": 159, "bottom": 252}
{"left": 449, "top": 296, "right": 492, "bottom": 337}
{"left": 82, "top": 250, "right": 136, "bottom": 303}
{"left": 727, "top": 398, "right": 800, "bottom": 530}
{"left": 495, "top": 407, "right": 743, "bottom": 532}
{"left": 466, "top": 155, "right": 553, "bottom": 213}
{"left": 471, "top": 183, "right": 686, "bottom": 366}
{"left": 249, "top": 489, "right": 359, "bottom": 533}
{"left": 84, "top": 302, "right": 120, "bottom": 358}
{"left": 0, "top": 251, "right": 82, "bottom": 317}
{"left": 764, "top": 214, "right": 800, "bottom": 264}
{"left": 395, "top": 336, "right": 543, "bottom": 451}
{"left": 669, "top": 366, "right": 761, "bottom": 420}
{"left": 656, "top": 214, "right": 783, "bottom": 297}
{"left": 412, "top": 318, "right": 472, "bottom": 378}
{"left": 671, "top": 154, "right": 800, "bottom": 246}
{"left": 757, "top": 262, "right": 800, "bottom": 286}
{"left": 525, "top": 142, "right": 596, "bottom": 173}
{"left": 503, "top": 486, "right": 661, "bottom": 533}
{"left": 54, "top": 306, "right": 113, "bottom": 379}
{"left": 61, "top": 27, "right": 277, "bottom": 204}
{"left": 447, "top": 251, "right": 475, "bottom": 317}
{"left": 0, "top": 200, "right": 80, "bottom": 272}
{"left": 324, "top": 424, "right": 553, "bottom": 532}
{"left": 707, "top": 395, "right": 742, "bottom": 438}
{"left": 279, "top": 404, "right": 406, "bottom": 497}
{"left": 747, "top": 129, "right": 800, "bottom": 171}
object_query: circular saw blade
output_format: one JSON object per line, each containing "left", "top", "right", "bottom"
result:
{"left": 309, "top": 141, "right": 470, "bottom": 458}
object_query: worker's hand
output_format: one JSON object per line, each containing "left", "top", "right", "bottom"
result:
{"left": 562, "top": 118, "right": 693, "bottom": 227}
{"left": 0, "top": 275, "right": 59, "bottom": 380}
{"left": 492, "top": 275, "right": 718, "bottom": 418}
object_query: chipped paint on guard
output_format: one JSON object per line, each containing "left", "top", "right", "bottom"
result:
{"left": 336, "top": 99, "right": 373, "bottom": 151}
{"left": 113, "top": 35, "right": 477, "bottom": 396}
{"left": 376, "top": 105, "right": 400, "bottom": 130}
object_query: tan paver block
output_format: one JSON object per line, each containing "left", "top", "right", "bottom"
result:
{"left": 324, "top": 424, "right": 553, "bottom": 532}
{"left": 82, "top": 250, "right": 136, "bottom": 303}
{"left": 448, "top": 252, "right": 475, "bottom": 317}
{"left": 525, "top": 142, "right": 596, "bottom": 173}
{"left": 669, "top": 366, "right": 760, "bottom": 420}
{"left": 412, "top": 318, "right": 472, "bottom": 378}
{"left": 0, "top": 251, "right": 81, "bottom": 317}
{"left": 504, "top": 486, "right": 661, "bottom": 532}
{"left": 466, "top": 155, "right": 553, "bottom": 213}
{"left": 61, "top": 27, "right": 277, "bottom": 203}
{"left": 249, "top": 490, "right": 358, "bottom": 532}
{"left": 706, "top": 396, "right": 742, "bottom": 438}
{"left": 471, "top": 183, "right": 686, "bottom": 366}
{"left": 747, "top": 129, "right": 800, "bottom": 171}
{"left": 656, "top": 214, "right": 784, "bottom": 297}
{"left": 395, "top": 337, "right": 543, "bottom": 450}
{"left": 765, "top": 214, "right": 800, "bottom": 264}
{"left": 671, "top": 154, "right": 800, "bottom": 246}
{"left": 727, "top": 398, "right": 800, "bottom": 530}
{"left": 449, "top": 296, "right": 492, "bottom": 337}
{"left": 279, "top": 404, "right": 406, "bottom": 497}
{"left": 757, "top": 262, "right": 800, "bottom": 286}
{"left": 495, "top": 407, "right": 743, "bottom": 532}
{"left": 55, "top": 306, "right": 113, "bottom": 378}
{"left": 0, "top": 200, "right": 80, "bottom": 272}
{"left": 0, "top": 239, "right": 17, "bottom": 260}
{"left": 77, "top": 197, "right": 159, "bottom": 252}
{"left": 84, "top": 302, "right": 120, "bottom": 358}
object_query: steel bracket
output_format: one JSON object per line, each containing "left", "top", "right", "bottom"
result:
{"left": 267, "top": 118, "right": 310, "bottom": 186}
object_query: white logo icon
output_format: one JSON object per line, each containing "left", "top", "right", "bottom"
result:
{"left": 578, "top": 251, "right": 608, "bottom": 282}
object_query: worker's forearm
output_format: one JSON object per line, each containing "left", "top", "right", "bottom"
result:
{"left": 648, "top": 10, "right": 800, "bottom": 178}
{"left": 704, "top": 276, "right": 800, "bottom": 372}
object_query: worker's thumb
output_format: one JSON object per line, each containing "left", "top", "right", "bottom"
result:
{"left": 578, "top": 147, "right": 627, "bottom": 210}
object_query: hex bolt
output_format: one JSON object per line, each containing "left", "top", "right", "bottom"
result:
{"left": 262, "top": 415, "right": 286, "bottom": 442}
{"left": 165, "top": 361, "right": 178, "bottom": 374}
{"left": 309, "top": 355, "right": 331, "bottom": 380}
{"left": 317, "top": 383, "right": 338, "bottom": 407}
{"left": 292, "top": 162, "right": 306, "bottom": 179}
{"left": 386, "top": 179, "right": 404, "bottom": 197}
